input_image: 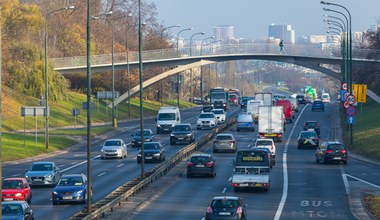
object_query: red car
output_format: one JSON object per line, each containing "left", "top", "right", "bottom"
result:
{"left": 2, "top": 178, "right": 32, "bottom": 203}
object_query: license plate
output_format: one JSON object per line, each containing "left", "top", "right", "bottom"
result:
{"left": 196, "top": 165, "right": 204, "bottom": 167}
{"left": 333, "top": 157, "right": 341, "bottom": 160}
{"left": 3, "top": 198, "right": 13, "bottom": 201}
{"left": 177, "top": 138, "right": 184, "bottom": 140}
{"left": 63, "top": 196, "right": 72, "bottom": 200}
{"left": 239, "top": 183, "right": 248, "bottom": 187}
{"left": 219, "top": 212, "right": 231, "bottom": 216}
{"left": 266, "top": 134, "right": 276, "bottom": 137}
{"left": 255, "top": 183, "right": 263, "bottom": 187}
{"left": 145, "top": 157, "right": 152, "bottom": 159}
{"left": 34, "top": 178, "right": 43, "bottom": 182}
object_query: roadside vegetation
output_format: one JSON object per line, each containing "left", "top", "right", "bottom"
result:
{"left": 364, "top": 193, "right": 380, "bottom": 219}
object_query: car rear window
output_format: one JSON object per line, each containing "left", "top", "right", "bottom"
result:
{"left": 211, "top": 199, "right": 238, "bottom": 208}
{"left": 190, "top": 156, "right": 210, "bottom": 163}
{"left": 327, "top": 144, "right": 345, "bottom": 150}
{"left": 300, "top": 132, "right": 317, "bottom": 138}
{"left": 306, "top": 122, "right": 318, "bottom": 127}
{"left": 173, "top": 125, "right": 191, "bottom": 131}
{"left": 256, "top": 140, "right": 272, "bottom": 146}
{"left": 216, "top": 135, "right": 233, "bottom": 140}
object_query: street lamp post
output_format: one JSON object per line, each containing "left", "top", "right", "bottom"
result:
{"left": 199, "top": 36, "right": 214, "bottom": 102}
{"left": 125, "top": 14, "right": 133, "bottom": 118}
{"left": 44, "top": 5, "right": 75, "bottom": 149}
{"left": 176, "top": 28, "right": 193, "bottom": 107}
{"left": 160, "top": 24, "right": 180, "bottom": 105}
{"left": 189, "top": 32, "right": 205, "bottom": 103}
{"left": 138, "top": 0, "right": 145, "bottom": 178}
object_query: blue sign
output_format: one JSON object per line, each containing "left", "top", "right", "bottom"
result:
{"left": 346, "top": 106, "right": 356, "bottom": 116}
{"left": 321, "top": 87, "right": 325, "bottom": 93}
{"left": 341, "top": 90, "right": 347, "bottom": 102}
{"left": 347, "top": 116, "right": 355, "bottom": 124}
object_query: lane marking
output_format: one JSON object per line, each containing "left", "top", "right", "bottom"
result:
{"left": 344, "top": 173, "right": 380, "bottom": 190}
{"left": 61, "top": 155, "right": 100, "bottom": 173}
{"left": 274, "top": 104, "right": 308, "bottom": 220}
{"left": 116, "top": 163, "right": 124, "bottom": 168}
{"left": 97, "top": 172, "right": 106, "bottom": 177}
{"left": 222, "top": 188, "right": 227, "bottom": 193}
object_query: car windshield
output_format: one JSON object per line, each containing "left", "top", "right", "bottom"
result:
{"left": 199, "top": 114, "right": 214, "bottom": 118}
{"left": 256, "top": 140, "right": 272, "bottom": 146}
{"left": 190, "top": 156, "right": 210, "bottom": 163}
{"left": 216, "top": 135, "right": 233, "bottom": 140}
{"left": 300, "top": 132, "right": 317, "bottom": 138}
{"left": 31, "top": 163, "right": 52, "bottom": 171}
{"left": 135, "top": 130, "right": 151, "bottom": 136}
{"left": 212, "top": 110, "right": 224, "bottom": 114}
{"left": 230, "top": 94, "right": 237, "bottom": 99}
{"left": 172, "top": 125, "right": 191, "bottom": 131}
{"left": 211, "top": 199, "right": 238, "bottom": 208}
{"left": 144, "top": 143, "right": 160, "bottom": 150}
{"left": 211, "top": 93, "right": 225, "bottom": 99}
{"left": 327, "top": 144, "right": 345, "bottom": 150}
{"left": 58, "top": 177, "right": 83, "bottom": 186}
{"left": 104, "top": 140, "right": 122, "bottom": 146}
{"left": 157, "top": 113, "right": 175, "bottom": 120}
{"left": 2, "top": 204, "right": 23, "bottom": 215}
{"left": 2, "top": 180, "right": 23, "bottom": 189}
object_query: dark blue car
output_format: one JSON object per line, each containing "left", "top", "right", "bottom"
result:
{"left": 52, "top": 174, "right": 89, "bottom": 205}
{"left": 137, "top": 142, "right": 166, "bottom": 163}
{"left": 311, "top": 100, "right": 324, "bottom": 112}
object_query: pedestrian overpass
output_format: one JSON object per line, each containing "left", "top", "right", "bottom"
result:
{"left": 52, "top": 43, "right": 380, "bottom": 107}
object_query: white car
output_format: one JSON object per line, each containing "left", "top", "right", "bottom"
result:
{"left": 101, "top": 139, "right": 127, "bottom": 159}
{"left": 197, "top": 112, "right": 216, "bottom": 130}
{"left": 252, "top": 138, "right": 276, "bottom": 158}
{"left": 211, "top": 109, "right": 226, "bottom": 124}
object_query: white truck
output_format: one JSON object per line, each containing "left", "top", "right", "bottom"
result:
{"left": 231, "top": 149, "right": 271, "bottom": 192}
{"left": 258, "top": 106, "right": 285, "bottom": 142}
{"left": 254, "top": 93, "right": 273, "bottom": 106}
{"left": 156, "top": 106, "right": 181, "bottom": 134}
{"left": 246, "top": 99, "right": 264, "bottom": 124}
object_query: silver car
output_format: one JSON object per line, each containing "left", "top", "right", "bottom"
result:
{"left": 25, "top": 161, "right": 61, "bottom": 186}
{"left": 213, "top": 133, "right": 237, "bottom": 153}
{"left": 101, "top": 139, "right": 127, "bottom": 159}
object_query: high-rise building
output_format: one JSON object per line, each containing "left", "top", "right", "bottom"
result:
{"left": 268, "top": 24, "right": 295, "bottom": 44}
{"left": 213, "top": 25, "right": 235, "bottom": 42}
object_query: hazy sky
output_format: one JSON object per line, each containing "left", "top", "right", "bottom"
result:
{"left": 147, "top": 0, "right": 380, "bottom": 40}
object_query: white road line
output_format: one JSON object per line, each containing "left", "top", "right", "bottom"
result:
{"left": 183, "top": 116, "right": 197, "bottom": 123}
{"left": 344, "top": 174, "right": 380, "bottom": 190}
{"left": 222, "top": 188, "right": 227, "bottom": 193}
{"left": 274, "top": 104, "right": 307, "bottom": 220}
{"left": 116, "top": 163, "right": 124, "bottom": 168}
{"left": 61, "top": 155, "right": 100, "bottom": 173}
{"left": 97, "top": 172, "right": 106, "bottom": 177}
{"left": 70, "top": 162, "right": 78, "bottom": 165}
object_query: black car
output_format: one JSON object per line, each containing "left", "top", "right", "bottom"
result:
{"left": 187, "top": 154, "right": 216, "bottom": 177}
{"left": 240, "top": 96, "right": 254, "bottom": 109}
{"left": 137, "top": 142, "right": 166, "bottom": 163}
{"left": 205, "top": 196, "right": 248, "bottom": 220}
{"left": 170, "top": 124, "right": 195, "bottom": 145}
{"left": 311, "top": 100, "right": 325, "bottom": 111}
{"left": 297, "top": 131, "right": 319, "bottom": 149}
{"left": 202, "top": 105, "right": 214, "bottom": 113}
{"left": 315, "top": 141, "right": 347, "bottom": 164}
{"left": 131, "top": 129, "right": 155, "bottom": 147}
{"left": 296, "top": 94, "right": 307, "bottom": 105}
{"left": 303, "top": 121, "right": 320, "bottom": 137}
{"left": 2, "top": 201, "right": 34, "bottom": 220}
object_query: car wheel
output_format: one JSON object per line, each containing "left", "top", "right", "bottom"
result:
{"left": 187, "top": 173, "right": 192, "bottom": 178}
{"left": 315, "top": 156, "right": 319, "bottom": 163}
{"left": 264, "top": 188, "right": 269, "bottom": 192}
{"left": 298, "top": 145, "right": 301, "bottom": 149}
{"left": 137, "top": 160, "right": 141, "bottom": 164}
{"left": 52, "top": 200, "right": 58, "bottom": 205}
{"left": 213, "top": 149, "right": 217, "bottom": 153}
{"left": 27, "top": 194, "right": 32, "bottom": 204}
{"left": 197, "top": 127, "right": 200, "bottom": 130}
{"left": 343, "top": 160, "right": 348, "bottom": 165}
{"left": 289, "top": 119, "right": 293, "bottom": 123}
{"left": 234, "top": 187, "right": 240, "bottom": 192}
{"left": 237, "top": 128, "right": 240, "bottom": 132}
{"left": 322, "top": 156, "right": 326, "bottom": 164}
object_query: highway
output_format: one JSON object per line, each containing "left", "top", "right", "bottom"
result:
{"left": 123, "top": 102, "right": 378, "bottom": 220}
{"left": 2, "top": 106, "right": 241, "bottom": 220}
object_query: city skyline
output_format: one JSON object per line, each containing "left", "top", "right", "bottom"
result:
{"left": 148, "top": 0, "right": 380, "bottom": 40}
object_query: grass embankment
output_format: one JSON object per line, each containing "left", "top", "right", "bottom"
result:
{"left": 2, "top": 86, "right": 196, "bottom": 161}
{"left": 341, "top": 97, "right": 380, "bottom": 218}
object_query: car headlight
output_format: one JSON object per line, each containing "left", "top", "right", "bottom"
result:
{"left": 46, "top": 173, "right": 53, "bottom": 179}
{"left": 153, "top": 153, "right": 161, "bottom": 157}
{"left": 157, "top": 124, "right": 161, "bottom": 127}
{"left": 15, "top": 193, "right": 22, "bottom": 197}
{"left": 53, "top": 191, "right": 58, "bottom": 195}
{"left": 75, "top": 190, "right": 84, "bottom": 195}
{"left": 137, "top": 153, "right": 141, "bottom": 157}
{"left": 101, "top": 148, "right": 105, "bottom": 152}
{"left": 170, "top": 133, "right": 175, "bottom": 137}
{"left": 186, "top": 134, "right": 192, "bottom": 137}
{"left": 25, "top": 175, "right": 29, "bottom": 179}
{"left": 146, "top": 139, "right": 151, "bottom": 141}
{"left": 171, "top": 124, "right": 175, "bottom": 127}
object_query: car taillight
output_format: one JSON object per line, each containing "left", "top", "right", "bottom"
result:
{"left": 326, "top": 150, "right": 333, "bottom": 154}
{"left": 206, "top": 206, "right": 213, "bottom": 213}
{"left": 206, "top": 162, "right": 214, "bottom": 167}
{"left": 236, "top": 206, "right": 243, "bottom": 214}
{"left": 268, "top": 154, "right": 271, "bottom": 159}
{"left": 264, "top": 183, "right": 270, "bottom": 187}
{"left": 187, "top": 162, "right": 194, "bottom": 167}
{"left": 228, "top": 140, "right": 235, "bottom": 143}
{"left": 341, "top": 149, "right": 347, "bottom": 153}
{"left": 232, "top": 183, "right": 238, "bottom": 187}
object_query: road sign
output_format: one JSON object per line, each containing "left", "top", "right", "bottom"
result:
{"left": 352, "top": 84, "right": 367, "bottom": 103}
{"left": 347, "top": 95, "right": 356, "bottom": 105}
{"left": 21, "top": 106, "right": 49, "bottom": 116}
{"left": 341, "top": 90, "right": 347, "bottom": 102}
{"left": 347, "top": 116, "right": 355, "bottom": 124}
{"left": 342, "top": 82, "right": 347, "bottom": 90}
{"left": 343, "top": 101, "right": 350, "bottom": 109}
{"left": 72, "top": 108, "right": 80, "bottom": 116}
{"left": 82, "top": 102, "right": 95, "bottom": 110}
{"left": 344, "top": 92, "right": 351, "bottom": 101}
{"left": 346, "top": 106, "right": 356, "bottom": 116}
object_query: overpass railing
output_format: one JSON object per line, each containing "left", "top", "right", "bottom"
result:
{"left": 51, "top": 43, "right": 379, "bottom": 69}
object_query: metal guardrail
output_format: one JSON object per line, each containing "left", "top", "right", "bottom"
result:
{"left": 69, "top": 116, "right": 237, "bottom": 220}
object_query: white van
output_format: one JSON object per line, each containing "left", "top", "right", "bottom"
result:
{"left": 246, "top": 100, "right": 264, "bottom": 124}
{"left": 156, "top": 106, "right": 181, "bottom": 134}
{"left": 321, "top": 93, "right": 330, "bottom": 103}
